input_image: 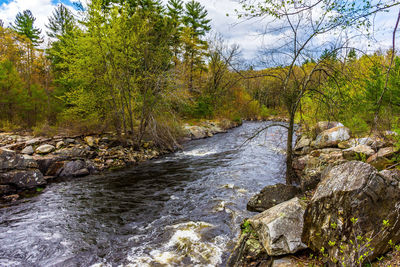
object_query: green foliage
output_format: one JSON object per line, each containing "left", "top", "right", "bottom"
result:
{"left": 11, "top": 10, "right": 42, "bottom": 45}
{"left": 46, "top": 4, "right": 75, "bottom": 39}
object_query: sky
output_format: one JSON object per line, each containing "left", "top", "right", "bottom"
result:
{"left": 0, "top": 0, "right": 398, "bottom": 63}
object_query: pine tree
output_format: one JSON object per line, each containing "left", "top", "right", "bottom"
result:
{"left": 46, "top": 4, "right": 75, "bottom": 39}
{"left": 182, "top": 0, "right": 211, "bottom": 92}
{"left": 167, "top": 0, "right": 184, "bottom": 64}
{"left": 11, "top": 10, "right": 42, "bottom": 46}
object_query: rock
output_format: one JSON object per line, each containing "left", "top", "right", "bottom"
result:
{"left": 271, "top": 257, "right": 297, "bottom": 267}
{"left": 35, "top": 144, "right": 55, "bottom": 154}
{"left": 54, "top": 147, "right": 89, "bottom": 158}
{"left": 183, "top": 125, "right": 208, "bottom": 139}
{"left": 312, "top": 121, "right": 344, "bottom": 138}
{"left": 2, "top": 194, "right": 19, "bottom": 202}
{"left": 25, "top": 138, "right": 42, "bottom": 146}
{"left": 34, "top": 156, "right": 66, "bottom": 176}
{"left": 84, "top": 136, "right": 96, "bottom": 147}
{"left": 227, "top": 227, "right": 270, "bottom": 267}
{"left": 294, "top": 149, "right": 346, "bottom": 191}
{"left": 64, "top": 138, "right": 75, "bottom": 144}
{"left": 302, "top": 161, "right": 400, "bottom": 265}
{"left": 56, "top": 141, "right": 64, "bottom": 149}
{"left": 343, "top": 144, "right": 375, "bottom": 160}
{"left": 0, "top": 185, "right": 16, "bottom": 196}
{"left": 249, "top": 197, "right": 307, "bottom": 256}
{"left": 247, "top": 183, "right": 301, "bottom": 212}
{"left": 0, "top": 169, "right": 46, "bottom": 189}
{"left": 338, "top": 136, "right": 386, "bottom": 149}
{"left": 0, "top": 148, "right": 38, "bottom": 170}
{"left": 314, "top": 126, "right": 351, "bottom": 148}
{"left": 367, "top": 147, "right": 398, "bottom": 168}
{"left": 294, "top": 136, "right": 312, "bottom": 151}
{"left": 21, "top": 146, "right": 34, "bottom": 155}
{"left": 73, "top": 168, "right": 89, "bottom": 177}
{"left": 59, "top": 160, "right": 90, "bottom": 177}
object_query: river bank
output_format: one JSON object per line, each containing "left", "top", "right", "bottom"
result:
{"left": 229, "top": 121, "right": 400, "bottom": 266}
{"left": 0, "top": 119, "right": 241, "bottom": 202}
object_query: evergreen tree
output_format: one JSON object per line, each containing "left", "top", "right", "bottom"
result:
{"left": 182, "top": 0, "right": 211, "bottom": 92}
{"left": 183, "top": 1, "right": 211, "bottom": 37}
{"left": 167, "top": 0, "right": 184, "bottom": 64}
{"left": 11, "top": 10, "right": 42, "bottom": 46}
{"left": 46, "top": 4, "right": 75, "bottom": 39}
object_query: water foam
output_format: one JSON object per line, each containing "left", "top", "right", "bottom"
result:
{"left": 127, "top": 221, "right": 228, "bottom": 266}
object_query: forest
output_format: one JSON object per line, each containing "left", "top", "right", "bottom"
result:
{"left": 0, "top": 0, "right": 399, "bottom": 149}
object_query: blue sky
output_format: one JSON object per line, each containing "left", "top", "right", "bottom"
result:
{"left": 0, "top": 0, "right": 398, "bottom": 62}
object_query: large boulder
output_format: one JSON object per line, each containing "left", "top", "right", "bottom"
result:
{"left": 313, "top": 126, "right": 351, "bottom": 148}
{"left": 302, "top": 161, "right": 400, "bottom": 265}
{"left": 0, "top": 148, "right": 38, "bottom": 170}
{"left": 183, "top": 125, "right": 208, "bottom": 139}
{"left": 0, "top": 169, "right": 46, "bottom": 189}
{"left": 35, "top": 144, "right": 55, "bottom": 154}
{"left": 248, "top": 197, "right": 307, "bottom": 256}
{"left": 59, "top": 160, "right": 91, "bottom": 177}
{"left": 293, "top": 148, "right": 346, "bottom": 191}
{"left": 312, "top": 121, "right": 344, "bottom": 138}
{"left": 247, "top": 184, "right": 301, "bottom": 212}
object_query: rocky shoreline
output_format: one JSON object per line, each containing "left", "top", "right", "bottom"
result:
{"left": 0, "top": 119, "right": 240, "bottom": 202}
{"left": 229, "top": 121, "right": 400, "bottom": 266}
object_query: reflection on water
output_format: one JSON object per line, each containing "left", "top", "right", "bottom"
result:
{"left": 0, "top": 121, "right": 288, "bottom": 267}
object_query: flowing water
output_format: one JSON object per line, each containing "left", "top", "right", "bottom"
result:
{"left": 0, "top": 121, "right": 288, "bottom": 267}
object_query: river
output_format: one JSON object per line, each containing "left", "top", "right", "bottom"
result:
{"left": 0, "top": 121, "right": 288, "bottom": 267}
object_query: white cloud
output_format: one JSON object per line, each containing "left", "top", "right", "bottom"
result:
{"left": 0, "top": 0, "right": 397, "bottom": 61}
{"left": 0, "top": 0, "right": 57, "bottom": 36}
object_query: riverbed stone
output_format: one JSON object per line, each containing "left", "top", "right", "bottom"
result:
{"left": 302, "top": 161, "right": 400, "bottom": 265}
{"left": 247, "top": 183, "right": 301, "bottom": 212}
{"left": 314, "top": 126, "right": 351, "bottom": 148}
{"left": 84, "top": 136, "right": 96, "bottom": 147}
{"left": 0, "top": 148, "right": 38, "bottom": 170}
{"left": 35, "top": 144, "right": 55, "bottom": 154}
{"left": 0, "top": 169, "right": 46, "bottom": 189}
{"left": 183, "top": 125, "right": 208, "bottom": 139}
{"left": 21, "top": 146, "right": 34, "bottom": 155}
{"left": 59, "top": 160, "right": 89, "bottom": 177}
{"left": 56, "top": 141, "right": 65, "bottom": 149}
{"left": 249, "top": 197, "right": 307, "bottom": 256}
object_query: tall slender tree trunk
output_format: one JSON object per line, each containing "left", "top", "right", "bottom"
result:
{"left": 285, "top": 109, "right": 297, "bottom": 185}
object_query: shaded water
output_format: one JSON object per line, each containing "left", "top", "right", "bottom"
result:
{"left": 0, "top": 121, "right": 288, "bottom": 267}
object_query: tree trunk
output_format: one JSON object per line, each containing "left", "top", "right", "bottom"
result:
{"left": 285, "top": 110, "right": 297, "bottom": 185}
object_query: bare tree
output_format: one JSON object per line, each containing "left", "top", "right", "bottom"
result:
{"left": 236, "top": 0, "right": 400, "bottom": 185}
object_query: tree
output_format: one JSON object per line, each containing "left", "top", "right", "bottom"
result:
{"left": 46, "top": 4, "right": 75, "bottom": 39}
{"left": 11, "top": 10, "right": 42, "bottom": 46}
{"left": 167, "top": 0, "right": 184, "bottom": 64}
{"left": 237, "top": 0, "right": 400, "bottom": 185}
{"left": 182, "top": 0, "right": 211, "bottom": 92}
